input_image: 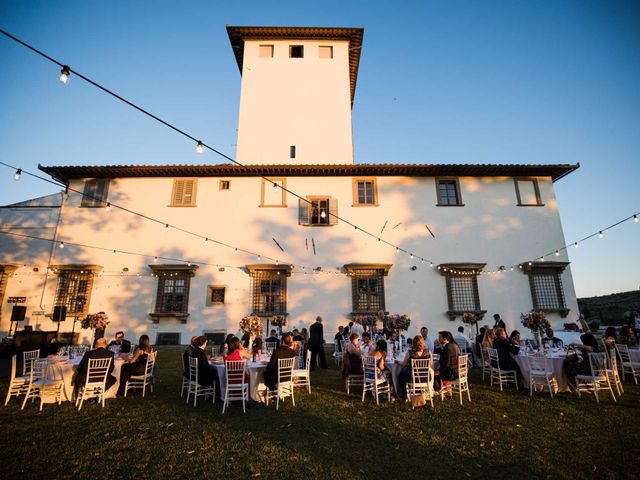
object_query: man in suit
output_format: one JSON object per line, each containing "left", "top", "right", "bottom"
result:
{"left": 265, "top": 330, "right": 280, "bottom": 347}
{"left": 542, "top": 328, "right": 564, "bottom": 348}
{"left": 183, "top": 335, "right": 198, "bottom": 378}
{"left": 189, "top": 336, "right": 218, "bottom": 391}
{"left": 74, "top": 338, "right": 117, "bottom": 396}
{"left": 264, "top": 333, "right": 297, "bottom": 390}
{"left": 308, "top": 316, "right": 327, "bottom": 371}
{"left": 108, "top": 331, "right": 131, "bottom": 353}
{"left": 493, "top": 314, "right": 506, "bottom": 332}
{"left": 334, "top": 326, "right": 345, "bottom": 352}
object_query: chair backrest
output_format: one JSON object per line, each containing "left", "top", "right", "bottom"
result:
{"left": 294, "top": 340, "right": 304, "bottom": 353}
{"left": 30, "top": 359, "right": 49, "bottom": 383}
{"left": 458, "top": 341, "right": 468, "bottom": 354}
{"left": 86, "top": 357, "right": 112, "bottom": 385}
{"left": 144, "top": 351, "right": 156, "bottom": 377}
{"left": 210, "top": 344, "right": 220, "bottom": 357}
{"left": 458, "top": 354, "right": 469, "bottom": 380}
{"left": 608, "top": 350, "right": 618, "bottom": 372}
{"left": 589, "top": 352, "right": 608, "bottom": 377}
{"left": 411, "top": 358, "right": 431, "bottom": 386}
{"left": 10, "top": 354, "right": 18, "bottom": 380}
{"left": 265, "top": 342, "right": 278, "bottom": 354}
{"left": 277, "top": 356, "right": 296, "bottom": 385}
{"left": 527, "top": 355, "right": 549, "bottom": 374}
{"left": 304, "top": 350, "right": 311, "bottom": 372}
{"left": 188, "top": 356, "right": 198, "bottom": 383}
{"left": 487, "top": 348, "right": 499, "bottom": 369}
{"left": 23, "top": 349, "right": 40, "bottom": 375}
{"left": 225, "top": 359, "right": 247, "bottom": 385}
{"left": 614, "top": 344, "right": 631, "bottom": 362}
{"left": 363, "top": 355, "right": 379, "bottom": 381}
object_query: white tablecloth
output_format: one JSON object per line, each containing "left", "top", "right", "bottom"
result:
{"left": 385, "top": 353, "right": 439, "bottom": 396}
{"left": 212, "top": 361, "right": 267, "bottom": 402}
{"left": 46, "top": 357, "right": 124, "bottom": 403}
{"left": 629, "top": 348, "right": 640, "bottom": 363}
{"left": 514, "top": 352, "right": 569, "bottom": 392}
{"left": 553, "top": 332, "right": 583, "bottom": 346}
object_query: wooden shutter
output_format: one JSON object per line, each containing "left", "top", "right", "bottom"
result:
{"left": 171, "top": 179, "right": 197, "bottom": 206}
{"left": 298, "top": 199, "right": 310, "bottom": 225}
{"left": 329, "top": 198, "right": 338, "bottom": 225}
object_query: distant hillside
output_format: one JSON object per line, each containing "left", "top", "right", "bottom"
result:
{"left": 577, "top": 290, "right": 640, "bottom": 325}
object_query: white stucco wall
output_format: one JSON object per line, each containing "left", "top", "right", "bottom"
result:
{"left": 236, "top": 39, "right": 354, "bottom": 165}
{"left": 0, "top": 174, "right": 578, "bottom": 344}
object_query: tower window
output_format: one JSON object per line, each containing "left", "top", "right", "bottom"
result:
{"left": 290, "top": 145, "right": 296, "bottom": 159}
{"left": 289, "top": 45, "right": 304, "bottom": 58}
{"left": 319, "top": 46, "right": 333, "bottom": 59}
{"left": 259, "top": 45, "right": 274, "bottom": 58}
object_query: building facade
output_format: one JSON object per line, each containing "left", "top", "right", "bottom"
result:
{"left": 0, "top": 27, "right": 579, "bottom": 345}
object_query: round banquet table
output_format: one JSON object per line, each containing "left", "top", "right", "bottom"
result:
{"left": 385, "top": 353, "right": 439, "bottom": 397}
{"left": 514, "top": 351, "right": 570, "bottom": 392}
{"left": 211, "top": 359, "right": 267, "bottom": 403}
{"left": 44, "top": 356, "right": 125, "bottom": 403}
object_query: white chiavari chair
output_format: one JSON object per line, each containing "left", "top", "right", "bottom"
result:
{"left": 605, "top": 350, "right": 623, "bottom": 396}
{"left": 361, "top": 355, "right": 390, "bottom": 405}
{"left": 265, "top": 357, "right": 296, "bottom": 410}
{"left": 406, "top": 358, "right": 434, "bottom": 409}
{"left": 222, "top": 359, "right": 248, "bottom": 414}
{"left": 181, "top": 351, "right": 190, "bottom": 397}
{"left": 4, "top": 354, "right": 28, "bottom": 406}
{"left": 76, "top": 357, "right": 113, "bottom": 410}
{"left": 22, "top": 349, "right": 40, "bottom": 376}
{"left": 576, "top": 352, "right": 616, "bottom": 404}
{"left": 488, "top": 348, "right": 518, "bottom": 391}
{"left": 527, "top": 355, "right": 557, "bottom": 398}
{"left": 480, "top": 348, "right": 491, "bottom": 381}
{"left": 125, "top": 351, "right": 156, "bottom": 397}
{"left": 449, "top": 354, "right": 471, "bottom": 405}
{"left": 22, "top": 359, "right": 63, "bottom": 411}
{"left": 293, "top": 349, "right": 311, "bottom": 393}
{"left": 614, "top": 344, "right": 639, "bottom": 384}
{"left": 264, "top": 342, "right": 278, "bottom": 355}
{"left": 186, "top": 356, "right": 215, "bottom": 407}
{"left": 333, "top": 343, "right": 343, "bottom": 369}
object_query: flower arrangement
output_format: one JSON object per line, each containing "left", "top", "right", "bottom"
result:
{"left": 386, "top": 313, "right": 411, "bottom": 332}
{"left": 359, "top": 314, "right": 379, "bottom": 327}
{"left": 270, "top": 315, "right": 287, "bottom": 328}
{"left": 81, "top": 312, "right": 109, "bottom": 330}
{"left": 240, "top": 315, "right": 264, "bottom": 337}
{"left": 461, "top": 312, "right": 478, "bottom": 325}
{"left": 520, "top": 311, "right": 551, "bottom": 333}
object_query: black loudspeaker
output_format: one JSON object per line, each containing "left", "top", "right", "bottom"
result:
{"left": 52, "top": 305, "right": 67, "bottom": 322}
{"left": 10, "top": 305, "right": 26, "bottom": 322}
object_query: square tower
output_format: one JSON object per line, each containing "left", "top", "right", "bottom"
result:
{"left": 227, "top": 26, "right": 364, "bottom": 165}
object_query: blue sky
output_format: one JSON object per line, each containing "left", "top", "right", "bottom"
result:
{"left": 0, "top": 0, "right": 638, "bottom": 297}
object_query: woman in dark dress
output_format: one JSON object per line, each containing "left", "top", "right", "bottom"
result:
{"left": 117, "top": 334, "right": 155, "bottom": 396}
{"left": 434, "top": 331, "right": 460, "bottom": 391}
{"left": 397, "top": 335, "right": 431, "bottom": 401}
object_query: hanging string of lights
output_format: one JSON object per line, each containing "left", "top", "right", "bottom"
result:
{"left": 0, "top": 29, "right": 637, "bottom": 278}
{"left": 0, "top": 28, "right": 436, "bottom": 264}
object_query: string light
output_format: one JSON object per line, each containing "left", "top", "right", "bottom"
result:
{"left": 113, "top": 250, "right": 117, "bottom": 256}
{"left": 273, "top": 182, "right": 278, "bottom": 193}
{"left": 634, "top": 214, "right": 639, "bottom": 223}
{"left": 204, "top": 237, "right": 209, "bottom": 245}
{"left": 106, "top": 202, "right": 111, "bottom": 212}
{"left": 598, "top": 231, "right": 603, "bottom": 238}
{"left": 154, "top": 256, "right": 158, "bottom": 262}
{"left": 196, "top": 141, "right": 204, "bottom": 154}
{"left": 420, "top": 258, "right": 424, "bottom": 264}
{"left": 13, "top": 168, "right": 21, "bottom": 181}
{"left": 59, "top": 65, "right": 70, "bottom": 84}
{"left": 59, "top": 241, "right": 64, "bottom": 249}
{"left": 396, "top": 247, "right": 400, "bottom": 254}
{"left": 257, "top": 255, "right": 261, "bottom": 260}
{"left": 165, "top": 224, "right": 169, "bottom": 232}
{"left": 430, "top": 262, "right": 434, "bottom": 268}
{"left": 410, "top": 253, "right": 414, "bottom": 259}
{"left": 234, "top": 248, "right": 237, "bottom": 254}
{"left": 574, "top": 242, "right": 579, "bottom": 248}
{"left": 555, "top": 250, "right": 560, "bottom": 256}
{"left": 320, "top": 210, "right": 326, "bottom": 219}
{"left": 354, "top": 226, "right": 358, "bottom": 231}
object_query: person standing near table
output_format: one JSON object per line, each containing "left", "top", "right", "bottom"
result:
{"left": 309, "top": 316, "right": 327, "bottom": 371}
{"left": 351, "top": 318, "right": 364, "bottom": 338}
{"left": 492, "top": 314, "right": 506, "bottom": 332}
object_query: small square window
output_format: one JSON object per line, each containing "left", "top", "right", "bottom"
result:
{"left": 219, "top": 180, "right": 230, "bottom": 190}
{"left": 259, "top": 45, "right": 274, "bottom": 58}
{"left": 289, "top": 45, "right": 304, "bottom": 58}
{"left": 514, "top": 178, "right": 543, "bottom": 206}
{"left": 207, "top": 286, "right": 226, "bottom": 305}
{"left": 353, "top": 178, "right": 378, "bottom": 206}
{"left": 290, "top": 145, "right": 296, "bottom": 159}
{"left": 436, "top": 179, "right": 463, "bottom": 206}
{"left": 319, "top": 46, "right": 333, "bottom": 59}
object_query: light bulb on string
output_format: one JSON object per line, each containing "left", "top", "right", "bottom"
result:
{"left": 196, "top": 141, "right": 204, "bottom": 154}
{"left": 634, "top": 214, "right": 638, "bottom": 223}
{"left": 377, "top": 238, "right": 381, "bottom": 243}
{"left": 59, "top": 241, "right": 64, "bottom": 249}
{"left": 165, "top": 224, "right": 169, "bottom": 232}
{"left": 430, "top": 262, "right": 434, "bottom": 268}
{"left": 257, "top": 254, "right": 261, "bottom": 260}
{"left": 354, "top": 226, "right": 358, "bottom": 231}
{"left": 14, "top": 169, "right": 22, "bottom": 181}
{"left": 410, "top": 253, "right": 414, "bottom": 259}
{"left": 273, "top": 182, "right": 278, "bottom": 193}
{"left": 59, "top": 65, "right": 70, "bottom": 84}
{"left": 112, "top": 250, "right": 117, "bottom": 256}
{"left": 106, "top": 202, "right": 111, "bottom": 212}
{"left": 320, "top": 210, "right": 326, "bottom": 219}
{"left": 396, "top": 247, "right": 400, "bottom": 254}
{"left": 204, "top": 238, "right": 209, "bottom": 245}
{"left": 574, "top": 242, "right": 579, "bottom": 248}
{"left": 540, "top": 257, "right": 545, "bottom": 262}
{"left": 154, "top": 256, "right": 158, "bottom": 262}
{"left": 234, "top": 248, "right": 238, "bottom": 254}
{"left": 420, "top": 258, "right": 424, "bottom": 264}
{"left": 555, "top": 250, "right": 560, "bottom": 256}
{"left": 598, "top": 231, "right": 603, "bottom": 238}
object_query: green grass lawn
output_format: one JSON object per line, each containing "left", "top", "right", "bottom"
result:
{"left": 1, "top": 349, "right": 639, "bottom": 480}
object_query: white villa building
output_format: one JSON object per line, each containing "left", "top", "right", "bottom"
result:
{"left": 0, "top": 26, "right": 580, "bottom": 346}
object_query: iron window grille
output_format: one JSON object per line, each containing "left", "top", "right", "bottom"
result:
{"left": 155, "top": 274, "right": 190, "bottom": 314}
{"left": 521, "top": 262, "right": 570, "bottom": 317}
{"left": 54, "top": 270, "right": 94, "bottom": 317}
{"left": 438, "top": 263, "right": 486, "bottom": 321}
{"left": 343, "top": 265, "right": 392, "bottom": 315}
{"left": 250, "top": 269, "right": 287, "bottom": 315}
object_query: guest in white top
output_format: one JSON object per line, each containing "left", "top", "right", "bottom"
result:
{"left": 420, "top": 326, "right": 435, "bottom": 353}
{"left": 351, "top": 319, "right": 364, "bottom": 338}
{"left": 453, "top": 326, "right": 470, "bottom": 351}
{"left": 360, "top": 333, "right": 373, "bottom": 355}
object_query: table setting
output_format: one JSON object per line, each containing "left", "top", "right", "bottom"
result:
{"left": 210, "top": 354, "right": 270, "bottom": 402}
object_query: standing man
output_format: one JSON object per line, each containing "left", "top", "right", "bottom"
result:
{"left": 309, "top": 316, "right": 327, "bottom": 371}
{"left": 420, "top": 326, "right": 435, "bottom": 353}
{"left": 492, "top": 314, "right": 506, "bottom": 331}
{"left": 351, "top": 318, "right": 364, "bottom": 338}
{"left": 334, "top": 326, "right": 345, "bottom": 352}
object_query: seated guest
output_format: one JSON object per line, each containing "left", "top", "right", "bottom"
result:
{"left": 183, "top": 335, "right": 199, "bottom": 378}
{"left": 617, "top": 326, "right": 637, "bottom": 347}
{"left": 189, "top": 336, "right": 218, "bottom": 392}
{"left": 361, "top": 332, "right": 374, "bottom": 355}
{"left": 292, "top": 329, "right": 304, "bottom": 342}
{"left": 367, "top": 339, "right": 394, "bottom": 399}
{"left": 344, "top": 333, "right": 363, "bottom": 375}
{"left": 117, "top": 334, "right": 155, "bottom": 396}
{"left": 226, "top": 337, "right": 252, "bottom": 361}
{"left": 75, "top": 338, "right": 117, "bottom": 395}
{"left": 222, "top": 334, "right": 236, "bottom": 356}
{"left": 509, "top": 330, "right": 521, "bottom": 346}
{"left": 492, "top": 328, "right": 522, "bottom": 385}
{"left": 564, "top": 333, "right": 600, "bottom": 393}
{"left": 475, "top": 326, "right": 487, "bottom": 366}
{"left": 334, "top": 326, "right": 345, "bottom": 351}
{"left": 265, "top": 330, "right": 280, "bottom": 348}
{"left": 481, "top": 328, "right": 495, "bottom": 360}
{"left": 542, "top": 328, "right": 564, "bottom": 348}
{"left": 241, "top": 331, "right": 251, "bottom": 348}
{"left": 397, "top": 335, "right": 431, "bottom": 401}
{"left": 252, "top": 337, "right": 264, "bottom": 360}
{"left": 434, "top": 331, "right": 460, "bottom": 390}
{"left": 264, "top": 333, "right": 296, "bottom": 390}
{"left": 108, "top": 331, "right": 131, "bottom": 353}
{"left": 453, "top": 326, "right": 470, "bottom": 351}
{"left": 603, "top": 327, "right": 617, "bottom": 349}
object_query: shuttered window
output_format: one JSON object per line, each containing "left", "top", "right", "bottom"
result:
{"left": 170, "top": 179, "right": 197, "bottom": 207}
{"left": 298, "top": 197, "right": 338, "bottom": 226}
{"left": 80, "top": 179, "right": 110, "bottom": 207}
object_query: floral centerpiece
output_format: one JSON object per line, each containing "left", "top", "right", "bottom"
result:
{"left": 520, "top": 311, "right": 551, "bottom": 349}
{"left": 270, "top": 315, "right": 287, "bottom": 328}
{"left": 240, "top": 315, "right": 264, "bottom": 338}
{"left": 81, "top": 312, "right": 110, "bottom": 330}
{"left": 461, "top": 312, "right": 478, "bottom": 325}
{"left": 360, "top": 314, "right": 379, "bottom": 328}
{"left": 386, "top": 313, "right": 411, "bottom": 333}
